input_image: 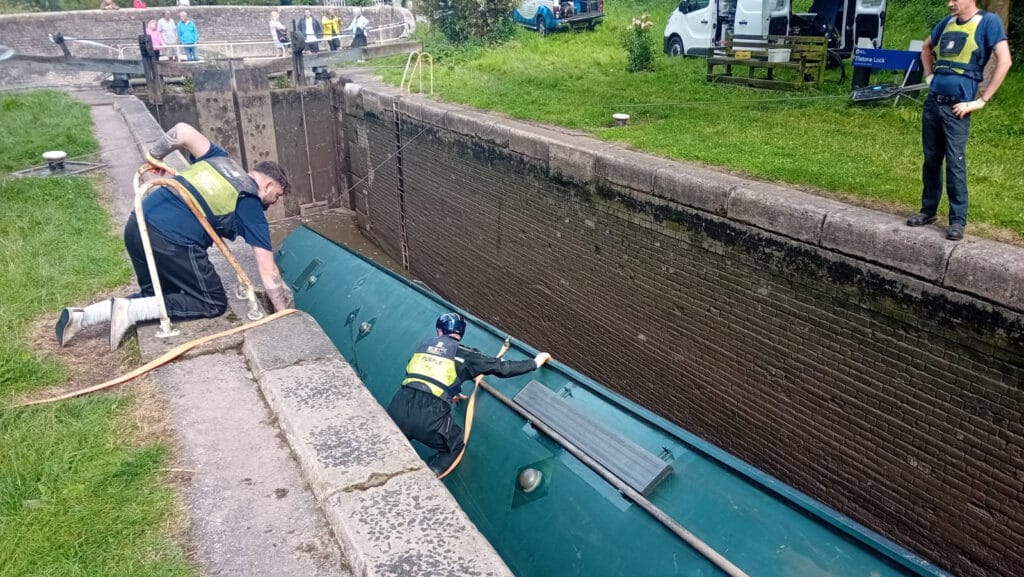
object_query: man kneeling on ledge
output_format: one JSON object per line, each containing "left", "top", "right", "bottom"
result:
{"left": 55, "top": 122, "right": 293, "bottom": 350}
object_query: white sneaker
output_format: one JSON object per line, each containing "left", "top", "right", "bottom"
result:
{"left": 109, "top": 297, "right": 134, "bottom": 351}
{"left": 55, "top": 308, "right": 84, "bottom": 347}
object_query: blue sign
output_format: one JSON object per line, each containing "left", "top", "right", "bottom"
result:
{"left": 852, "top": 48, "right": 920, "bottom": 71}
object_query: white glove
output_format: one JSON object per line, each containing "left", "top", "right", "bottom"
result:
{"left": 952, "top": 98, "right": 985, "bottom": 118}
{"left": 533, "top": 352, "right": 552, "bottom": 368}
{"left": 925, "top": 74, "right": 933, "bottom": 86}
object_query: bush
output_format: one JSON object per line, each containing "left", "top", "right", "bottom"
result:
{"left": 414, "top": 0, "right": 517, "bottom": 44}
{"left": 621, "top": 12, "right": 654, "bottom": 72}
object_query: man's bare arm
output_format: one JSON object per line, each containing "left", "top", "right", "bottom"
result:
{"left": 980, "top": 40, "right": 1012, "bottom": 102}
{"left": 254, "top": 246, "right": 294, "bottom": 312}
{"left": 148, "top": 122, "right": 212, "bottom": 161}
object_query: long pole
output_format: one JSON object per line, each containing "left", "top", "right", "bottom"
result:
{"left": 477, "top": 379, "right": 752, "bottom": 577}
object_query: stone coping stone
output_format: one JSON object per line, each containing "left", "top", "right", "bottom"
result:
{"left": 242, "top": 311, "right": 343, "bottom": 377}
{"left": 728, "top": 182, "right": 852, "bottom": 245}
{"left": 821, "top": 207, "right": 956, "bottom": 284}
{"left": 945, "top": 239, "right": 1024, "bottom": 312}
{"left": 254, "top": 347, "right": 514, "bottom": 577}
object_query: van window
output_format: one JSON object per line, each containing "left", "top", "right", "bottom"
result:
{"left": 681, "top": 0, "right": 710, "bottom": 12}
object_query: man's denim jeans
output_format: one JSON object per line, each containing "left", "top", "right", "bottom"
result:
{"left": 921, "top": 95, "right": 971, "bottom": 225}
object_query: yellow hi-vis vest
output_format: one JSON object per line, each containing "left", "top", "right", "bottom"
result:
{"left": 933, "top": 14, "right": 985, "bottom": 81}
{"left": 176, "top": 156, "right": 254, "bottom": 216}
{"left": 402, "top": 337, "right": 460, "bottom": 400}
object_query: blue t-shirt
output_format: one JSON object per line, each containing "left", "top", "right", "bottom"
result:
{"left": 929, "top": 11, "right": 1007, "bottom": 100}
{"left": 142, "top": 144, "right": 272, "bottom": 251}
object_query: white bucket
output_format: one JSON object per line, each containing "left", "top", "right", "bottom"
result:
{"left": 767, "top": 48, "right": 791, "bottom": 63}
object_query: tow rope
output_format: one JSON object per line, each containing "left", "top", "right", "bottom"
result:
{"left": 14, "top": 309, "right": 298, "bottom": 408}
{"left": 436, "top": 336, "right": 510, "bottom": 480}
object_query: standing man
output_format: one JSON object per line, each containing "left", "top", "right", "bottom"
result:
{"left": 157, "top": 10, "right": 178, "bottom": 61}
{"left": 906, "top": 0, "right": 1011, "bottom": 241}
{"left": 386, "top": 313, "right": 552, "bottom": 476}
{"left": 55, "top": 123, "right": 293, "bottom": 350}
{"left": 177, "top": 11, "right": 199, "bottom": 62}
{"left": 300, "top": 9, "right": 322, "bottom": 53}
{"left": 322, "top": 8, "right": 342, "bottom": 52}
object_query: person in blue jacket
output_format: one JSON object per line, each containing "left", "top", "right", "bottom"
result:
{"left": 905, "top": 0, "right": 1011, "bottom": 241}
{"left": 177, "top": 11, "right": 199, "bottom": 61}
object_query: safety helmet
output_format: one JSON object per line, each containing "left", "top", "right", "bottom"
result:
{"left": 436, "top": 312, "right": 466, "bottom": 337}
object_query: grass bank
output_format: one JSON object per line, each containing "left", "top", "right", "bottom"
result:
{"left": 0, "top": 91, "right": 190, "bottom": 577}
{"left": 374, "top": 0, "right": 1024, "bottom": 240}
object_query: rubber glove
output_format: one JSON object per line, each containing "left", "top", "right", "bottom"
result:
{"left": 953, "top": 98, "right": 985, "bottom": 119}
{"left": 534, "top": 352, "right": 552, "bottom": 368}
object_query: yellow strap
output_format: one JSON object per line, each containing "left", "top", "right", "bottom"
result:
{"left": 14, "top": 309, "right": 298, "bottom": 408}
{"left": 437, "top": 339, "right": 510, "bottom": 480}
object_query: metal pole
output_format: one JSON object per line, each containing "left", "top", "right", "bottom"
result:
{"left": 476, "top": 379, "right": 753, "bottom": 577}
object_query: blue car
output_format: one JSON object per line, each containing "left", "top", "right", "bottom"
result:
{"left": 514, "top": 0, "right": 605, "bottom": 35}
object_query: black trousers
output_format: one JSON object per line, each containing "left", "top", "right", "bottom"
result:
{"left": 386, "top": 386, "right": 464, "bottom": 475}
{"left": 123, "top": 212, "right": 228, "bottom": 320}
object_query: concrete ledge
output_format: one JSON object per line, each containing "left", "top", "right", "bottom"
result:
{"left": 594, "top": 149, "right": 674, "bottom": 194}
{"left": 253, "top": 327, "right": 515, "bottom": 577}
{"left": 945, "top": 240, "right": 1024, "bottom": 311}
{"left": 321, "top": 470, "right": 513, "bottom": 577}
{"left": 728, "top": 183, "right": 851, "bottom": 245}
{"left": 242, "top": 312, "right": 343, "bottom": 376}
{"left": 445, "top": 108, "right": 511, "bottom": 148}
{"left": 821, "top": 208, "right": 956, "bottom": 283}
{"left": 547, "top": 134, "right": 602, "bottom": 185}
{"left": 341, "top": 81, "right": 366, "bottom": 118}
{"left": 397, "top": 96, "right": 453, "bottom": 128}
{"left": 506, "top": 122, "right": 554, "bottom": 163}
{"left": 652, "top": 164, "right": 743, "bottom": 216}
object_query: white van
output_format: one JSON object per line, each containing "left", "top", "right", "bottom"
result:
{"left": 663, "top": 0, "right": 885, "bottom": 58}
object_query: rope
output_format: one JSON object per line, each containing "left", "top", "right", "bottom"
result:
{"left": 13, "top": 309, "right": 298, "bottom": 408}
{"left": 436, "top": 336, "right": 511, "bottom": 480}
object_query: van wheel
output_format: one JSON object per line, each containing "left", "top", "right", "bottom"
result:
{"left": 537, "top": 16, "right": 547, "bottom": 36}
{"left": 668, "top": 36, "right": 684, "bottom": 57}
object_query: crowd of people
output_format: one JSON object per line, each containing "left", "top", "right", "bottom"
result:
{"left": 274, "top": 7, "right": 370, "bottom": 56}
{"left": 100, "top": 3, "right": 373, "bottom": 61}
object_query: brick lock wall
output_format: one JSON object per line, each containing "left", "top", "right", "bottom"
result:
{"left": 350, "top": 101, "right": 1024, "bottom": 577}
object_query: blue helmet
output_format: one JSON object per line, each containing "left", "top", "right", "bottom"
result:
{"left": 436, "top": 312, "right": 466, "bottom": 337}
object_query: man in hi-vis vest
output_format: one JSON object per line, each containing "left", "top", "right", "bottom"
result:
{"left": 387, "top": 313, "right": 552, "bottom": 476}
{"left": 55, "top": 123, "right": 292, "bottom": 350}
{"left": 906, "top": 0, "right": 1011, "bottom": 241}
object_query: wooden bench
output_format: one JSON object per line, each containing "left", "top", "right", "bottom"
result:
{"left": 707, "top": 35, "right": 828, "bottom": 90}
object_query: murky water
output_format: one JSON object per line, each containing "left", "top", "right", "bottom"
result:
{"left": 269, "top": 209, "right": 409, "bottom": 280}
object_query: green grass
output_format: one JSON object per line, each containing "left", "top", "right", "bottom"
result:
{"left": 373, "top": 0, "right": 1024, "bottom": 238}
{"left": 0, "top": 93, "right": 190, "bottom": 577}
{"left": 0, "top": 92, "right": 99, "bottom": 174}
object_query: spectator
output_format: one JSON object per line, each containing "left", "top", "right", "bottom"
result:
{"left": 177, "top": 11, "right": 199, "bottom": 62}
{"left": 146, "top": 19, "right": 162, "bottom": 60}
{"left": 158, "top": 10, "right": 178, "bottom": 61}
{"left": 100, "top": 0, "right": 119, "bottom": 10}
{"left": 322, "top": 8, "right": 342, "bottom": 52}
{"left": 300, "top": 9, "right": 322, "bottom": 53}
{"left": 177, "top": 0, "right": 189, "bottom": 5}
{"left": 906, "top": 0, "right": 1012, "bottom": 241}
{"left": 133, "top": 0, "right": 147, "bottom": 8}
{"left": 270, "top": 11, "right": 290, "bottom": 58}
{"left": 346, "top": 8, "right": 368, "bottom": 51}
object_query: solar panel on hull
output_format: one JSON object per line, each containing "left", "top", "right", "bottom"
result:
{"left": 513, "top": 380, "right": 672, "bottom": 496}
